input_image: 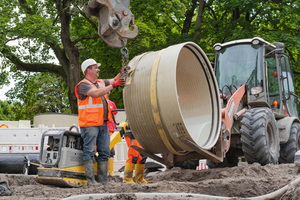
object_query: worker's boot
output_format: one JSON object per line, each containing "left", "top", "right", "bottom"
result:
{"left": 108, "top": 158, "right": 115, "bottom": 176}
{"left": 83, "top": 160, "right": 97, "bottom": 186}
{"left": 135, "top": 164, "right": 148, "bottom": 183}
{"left": 97, "top": 160, "right": 108, "bottom": 185}
{"left": 123, "top": 162, "right": 135, "bottom": 183}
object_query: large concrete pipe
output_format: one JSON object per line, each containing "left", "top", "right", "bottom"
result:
{"left": 123, "top": 42, "right": 221, "bottom": 155}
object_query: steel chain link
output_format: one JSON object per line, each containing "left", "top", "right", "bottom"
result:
{"left": 120, "top": 39, "right": 130, "bottom": 80}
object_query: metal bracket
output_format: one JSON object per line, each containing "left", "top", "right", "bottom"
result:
{"left": 181, "top": 139, "right": 223, "bottom": 163}
{"left": 84, "top": 0, "right": 138, "bottom": 48}
{"left": 130, "top": 145, "right": 173, "bottom": 167}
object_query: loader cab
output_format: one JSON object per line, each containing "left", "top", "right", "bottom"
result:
{"left": 214, "top": 37, "right": 298, "bottom": 118}
{"left": 267, "top": 43, "right": 299, "bottom": 118}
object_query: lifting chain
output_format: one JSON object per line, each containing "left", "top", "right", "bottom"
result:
{"left": 120, "top": 39, "right": 130, "bottom": 80}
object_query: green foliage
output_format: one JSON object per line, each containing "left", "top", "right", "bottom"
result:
{"left": 5, "top": 72, "right": 71, "bottom": 123}
{"left": 0, "top": 100, "right": 15, "bottom": 120}
{"left": 0, "top": 69, "right": 9, "bottom": 88}
{"left": 2, "top": 0, "right": 300, "bottom": 117}
{"left": 0, "top": 0, "right": 59, "bottom": 58}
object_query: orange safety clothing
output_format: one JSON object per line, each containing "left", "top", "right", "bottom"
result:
{"left": 125, "top": 136, "right": 147, "bottom": 164}
{"left": 75, "top": 79, "right": 112, "bottom": 127}
{"left": 107, "top": 100, "right": 117, "bottom": 132}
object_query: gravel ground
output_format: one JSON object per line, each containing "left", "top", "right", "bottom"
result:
{"left": 1, "top": 163, "right": 300, "bottom": 200}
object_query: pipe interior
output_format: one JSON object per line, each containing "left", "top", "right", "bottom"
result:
{"left": 176, "top": 46, "right": 213, "bottom": 147}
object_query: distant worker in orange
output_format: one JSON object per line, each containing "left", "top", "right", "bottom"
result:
{"left": 106, "top": 90, "right": 118, "bottom": 177}
{"left": 123, "top": 132, "right": 148, "bottom": 184}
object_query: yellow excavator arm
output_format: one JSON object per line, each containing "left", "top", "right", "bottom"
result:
{"left": 109, "top": 121, "right": 129, "bottom": 149}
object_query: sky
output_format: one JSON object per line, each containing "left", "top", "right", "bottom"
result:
{"left": 0, "top": 42, "right": 15, "bottom": 101}
{"left": 0, "top": 56, "right": 15, "bottom": 101}
{"left": 0, "top": 86, "right": 10, "bottom": 101}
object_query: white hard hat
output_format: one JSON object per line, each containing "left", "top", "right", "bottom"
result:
{"left": 81, "top": 59, "right": 101, "bottom": 73}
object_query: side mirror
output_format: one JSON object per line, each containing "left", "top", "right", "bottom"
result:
{"left": 276, "top": 42, "right": 284, "bottom": 54}
{"left": 288, "top": 91, "right": 300, "bottom": 103}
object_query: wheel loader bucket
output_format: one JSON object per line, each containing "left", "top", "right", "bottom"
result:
{"left": 123, "top": 42, "right": 221, "bottom": 155}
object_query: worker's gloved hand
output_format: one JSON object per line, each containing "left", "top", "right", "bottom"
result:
{"left": 112, "top": 79, "right": 125, "bottom": 89}
{"left": 120, "top": 65, "right": 130, "bottom": 74}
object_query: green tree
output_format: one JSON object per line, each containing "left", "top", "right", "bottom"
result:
{"left": 5, "top": 72, "right": 71, "bottom": 122}
{"left": 2, "top": 0, "right": 300, "bottom": 115}
{"left": 0, "top": 100, "right": 15, "bottom": 120}
{"left": 0, "top": 0, "right": 93, "bottom": 114}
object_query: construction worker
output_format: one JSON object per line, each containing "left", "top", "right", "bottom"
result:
{"left": 123, "top": 132, "right": 148, "bottom": 184}
{"left": 75, "top": 58, "right": 125, "bottom": 186}
{"left": 106, "top": 90, "right": 118, "bottom": 177}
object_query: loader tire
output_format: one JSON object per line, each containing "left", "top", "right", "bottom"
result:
{"left": 279, "top": 123, "right": 300, "bottom": 163}
{"left": 240, "top": 107, "right": 280, "bottom": 165}
{"left": 206, "top": 156, "right": 239, "bottom": 168}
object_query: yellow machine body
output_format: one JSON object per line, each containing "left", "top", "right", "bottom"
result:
{"left": 109, "top": 122, "right": 128, "bottom": 150}
{"left": 36, "top": 122, "right": 128, "bottom": 187}
{"left": 35, "top": 162, "right": 98, "bottom": 187}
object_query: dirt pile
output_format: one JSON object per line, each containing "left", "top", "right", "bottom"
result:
{"left": 1, "top": 163, "right": 300, "bottom": 200}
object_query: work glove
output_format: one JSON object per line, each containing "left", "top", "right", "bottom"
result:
{"left": 120, "top": 65, "right": 130, "bottom": 74}
{"left": 112, "top": 79, "right": 125, "bottom": 89}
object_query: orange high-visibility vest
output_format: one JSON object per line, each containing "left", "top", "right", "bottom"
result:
{"left": 75, "top": 79, "right": 112, "bottom": 127}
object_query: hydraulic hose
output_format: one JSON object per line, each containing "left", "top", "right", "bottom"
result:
{"left": 61, "top": 176, "right": 300, "bottom": 200}
{"left": 248, "top": 176, "right": 300, "bottom": 200}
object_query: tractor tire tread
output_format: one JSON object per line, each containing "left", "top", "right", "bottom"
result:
{"left": 279, "top": 123, "right": 300, "bottom": 163}
{"left": 240, "top": 107, "right": 280, "bottom": 165}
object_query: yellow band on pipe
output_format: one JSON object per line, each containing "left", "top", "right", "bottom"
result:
{"left": 150, "top": 49, "right": 185, "bottom": 156}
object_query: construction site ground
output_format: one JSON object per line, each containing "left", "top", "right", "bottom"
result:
{"left": 1, "top": 163, "right": 300, "bottom": 200}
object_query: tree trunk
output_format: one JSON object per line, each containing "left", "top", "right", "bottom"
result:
{"left": 57, "top": 0, "right": 81, "bottom": 114}
{"left": 11, "top": 0, "right": 81, "bottom": 114}
{"left": 193, "top": 0, "right": 206, "bottom": 41}
{"left": 181, "top": 0, "right": 198, "bottom": 35}
{"left": 232, "top": 8, "right": 240, "bottom": 21}
{"left": 67, "top": 60, "right": 81, "bottom": 114}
